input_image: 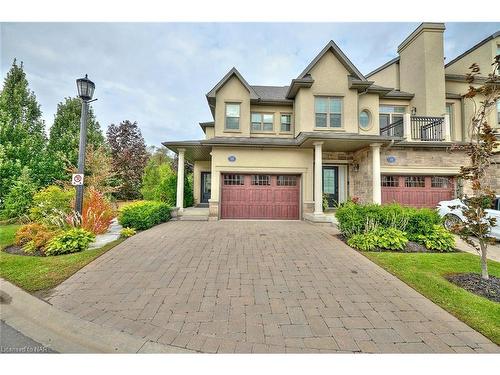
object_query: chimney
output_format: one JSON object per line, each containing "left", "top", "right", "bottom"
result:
{"left": 398, "top": 23, "right": 446, "bottom": 117}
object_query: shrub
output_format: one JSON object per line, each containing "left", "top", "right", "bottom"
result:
{"left": 118, "top": 201, "right": 170, "bottom": 230}
{"left": 29, "top": 185, "right": 74, "bottom": 222}
{"left": 80, "top": 187, "right": 114, "bottom": 234}
{"left": 141, "top": 161, "right": 193, "bottom": 207}
{"left": 120, "top": 227, "right": 136, "bottom": 238}
{"left": 63, "top": 188, "right": 114, "bottom": 234}
{"left": 347, "top": 231, "right": 379, "bottom": 251}
{"left": 44, "top": 228, "right": 95, "bottom": 256}
{"left": 405, "top": 208, "right": 442, "bottom": 240}
{"left": 373, "top": 227, "right": 408, "bottom": 251}
{"left": 347, "top": 227, "right": 408, "bottom": 251}
{"left": 0, "top": 167, "right": 37, "bottom": 219}
{"left": 15, "top": 223, "right": 62, "bottom": 254}
{"left": 415, "top": 225, "right": 456, "bottom": 252}
{"left": 336, "top": 202, "right": 441, "bottom": 239}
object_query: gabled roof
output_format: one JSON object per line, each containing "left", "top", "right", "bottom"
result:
{"left": 297, "top": 40, "right": 366, "bottom": 81}
{"left": 206, "top": 67, "right": 259, "bottom": 99}
{"left": 366, "top": 57, "right": 400, "bottom": 78}
{"left": 445, "top": 30, "right": 500, "bottom": 68}
{"left": 199, "top": 121, "right": 214, "bottom": 130}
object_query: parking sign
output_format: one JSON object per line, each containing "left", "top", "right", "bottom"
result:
{"left": 71, "top": 173, "right": 84, "bottom": 186}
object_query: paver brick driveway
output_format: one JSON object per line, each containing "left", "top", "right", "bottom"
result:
{"left": 47, "top": 221, "right": 499, "bottom": 353}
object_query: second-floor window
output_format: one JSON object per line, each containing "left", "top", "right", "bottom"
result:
{"left": 315, "top": 97, "right": 342, "bottom": 128}
{"left": 280, "top": 114, "right": 292, "bottom": 132}
{"left": 379, "top": 105, "right": 405, "bottom": 129}
{"left": 225, "top": 103, "right": 240, "bottom": 130}
{"left": 251, "top": 113, "right": 274, "bottom": 132}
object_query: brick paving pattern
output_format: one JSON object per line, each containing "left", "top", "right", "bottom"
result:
{"left": 47, "top": 221, "right": 500, "bottom": 353}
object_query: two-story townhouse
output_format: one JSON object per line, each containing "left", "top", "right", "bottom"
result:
{"left": 164, "top": 22, "right": 500, "bottom": 221}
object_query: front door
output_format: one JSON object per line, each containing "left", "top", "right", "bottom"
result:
{"left": 201, "top": 172, "right": 211, "bottom": 204}
{"left": 323, "top": 166, "right": 339, "bottom": 208}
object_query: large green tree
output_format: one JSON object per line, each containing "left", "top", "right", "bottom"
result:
{"left": 0, "top": 59, "right": 48, "bottom": 199}
{"left": 47, "top": 97, "right": 104, "bottom": 181}
{"left": 106, "top": 120, "right": 148, "bottom": 200}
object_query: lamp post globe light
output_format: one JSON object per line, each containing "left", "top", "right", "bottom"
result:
{"left": 75, "top": 74, "right": 95, "bottom": 217}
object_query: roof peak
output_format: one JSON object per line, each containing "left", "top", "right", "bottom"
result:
{"left": 297, "top": 40, "right": 366, "bottom": 81}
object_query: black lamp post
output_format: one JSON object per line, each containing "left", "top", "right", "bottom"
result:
{"left": 75, "top": 74, "right": 95, "bottom": 217}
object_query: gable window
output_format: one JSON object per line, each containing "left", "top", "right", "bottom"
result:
{"left": 225, "top": 103, "right": 240, "bottom": 130}
{"left": 315, "top": 97, "right": 342, "bottom": 128}
{"left": 280, "top": 114, "right": 292, "bottom": 132}
{"left": 251, "top": 113, "right": 274, "bottom": 132}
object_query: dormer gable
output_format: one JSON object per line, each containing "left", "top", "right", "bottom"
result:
{"left": 297, "top": 40, "right": 366, "bottom": 81}
{"left": 206, "top": 67, "right": 259, "bottom": 99}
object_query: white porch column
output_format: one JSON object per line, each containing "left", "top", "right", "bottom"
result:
{"left": 443, "top": 114, "right": 451, "bottom": 142}
{"left": 371, "top": 143, "right": 382, "bottom": 204}
{"left": 176, "top": 148, "right": 185, "bottom": 212}
{"left": 313, "top": 142, "right": 324, "bottom": 215}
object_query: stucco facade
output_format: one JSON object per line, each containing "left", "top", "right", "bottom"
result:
{"left": 166, "top": 23, "right": 500, "bottom": 220}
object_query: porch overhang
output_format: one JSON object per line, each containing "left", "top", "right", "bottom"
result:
{"left": 297, "top": 132, "right": 401, "bottom": 152}
{"left": 162, "top": 140, "right": 212, "bottom": 162}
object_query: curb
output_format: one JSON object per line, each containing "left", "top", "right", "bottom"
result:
{"left": 0, "top": 278, "right": 194, "bottom": 353}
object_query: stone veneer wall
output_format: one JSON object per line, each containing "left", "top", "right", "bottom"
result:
{"left": 349, "top": 148, "right": 373, "bottom": 203}
{"left": 379, "top": 147, "right": 467, "bottom": 169}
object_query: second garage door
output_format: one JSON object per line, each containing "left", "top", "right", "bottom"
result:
{"left": 221, "top": 174, "right": 300, "bottom": 219}
{"left": 381, "top": 175, "right": 455, "bottom": 208}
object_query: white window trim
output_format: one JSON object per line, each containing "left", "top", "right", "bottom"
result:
{"left": 224, "top": 102, "right": 241, "bottom": 132}
{"left": 314, "top": 96, "right": 344, "bottom": 130}
{"left": 250, "top": 112, "right": 274, "bottom": 133}
{"left": 279, "top": 112, "right": 293, "bottom": 134}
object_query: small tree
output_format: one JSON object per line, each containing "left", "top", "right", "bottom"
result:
{"left": 106, "top": 120, "right": 148, "bottom": 200}
{"left": 0, "top": 167, "right": 37, "bottom": 219}
{"left": 451, "top": 56, "right": 499, "bottom": 280}
{"left": 47, "top": 97, "right": 104, "bottom": 181}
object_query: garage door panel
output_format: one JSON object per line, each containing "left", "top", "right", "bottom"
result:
{"left": 221, "top": 174, "right": 300, "bottom": 219}
{"left": 382, "top": 175, "right": 455, "bottom": 208}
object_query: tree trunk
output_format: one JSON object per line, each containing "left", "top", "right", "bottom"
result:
{"left": 479, "top": 240, "right": 489, "bottom": 280}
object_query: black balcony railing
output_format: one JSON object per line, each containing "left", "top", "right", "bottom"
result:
{"left": 411, "top": 116, "right": 444, "bottom": 141}
{"left": 380, "top": 118, "right": 404, "bottom": 137}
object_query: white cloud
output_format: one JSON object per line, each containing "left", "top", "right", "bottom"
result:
{"left": 2, "top": 22, "right": 499, "bottom": 145}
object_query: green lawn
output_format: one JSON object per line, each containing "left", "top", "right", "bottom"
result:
{"left": 0, "top": 224, "right": 20, "bottom": 248}
{"left": 363, "top": 251, "right": 500, "bottom": 345}
{"left": 0, "top": 224, "right": 124, "bottom": 293}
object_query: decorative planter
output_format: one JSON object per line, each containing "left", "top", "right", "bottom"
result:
{"left": 170, "top": 207, "right": 180, "bottom": 218}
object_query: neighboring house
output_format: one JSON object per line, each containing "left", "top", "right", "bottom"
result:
{"left": 164, "top": 23, "right": 500, "bottom": 221}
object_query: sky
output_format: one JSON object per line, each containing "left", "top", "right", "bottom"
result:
{"left": 1, "top": 22, "right": 499, "bottom": 147}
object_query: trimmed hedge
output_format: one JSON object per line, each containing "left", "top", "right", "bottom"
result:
{"left": 118, "top": 201, "right": 171, "bottom": 230}
{"left": 336, "top": 202, "right": 442, "bottom": 239}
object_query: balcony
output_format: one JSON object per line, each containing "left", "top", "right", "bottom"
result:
{"left": 380, "top": 114, "right": 451, "bottom": 142}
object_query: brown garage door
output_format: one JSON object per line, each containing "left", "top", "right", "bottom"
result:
{"left": 381, "top": 175, "right": 455, "bottom": 208}
{"left": 221, "top": 174, "right": 300, "bottom": 219}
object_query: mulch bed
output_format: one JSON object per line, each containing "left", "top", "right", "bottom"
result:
{"left": 335, "top": 234, "right": 455, "bottom": 253}
{"left": 446, "top": 273, "right": 500, "bottom": 303}
{"left": 2, "top": 245, "right": 44, "bottom": 257}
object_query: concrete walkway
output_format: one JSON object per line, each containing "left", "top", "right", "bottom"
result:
{"left": 46, "top": 221, "right": 499, "bottom": 353}
{"left": 0, "top": 279, "right": 192, "bottom": 353}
